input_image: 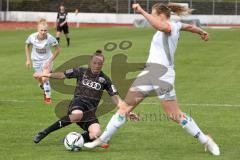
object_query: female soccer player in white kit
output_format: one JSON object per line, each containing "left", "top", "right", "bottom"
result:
{"left": 25, "top": 18, "right": 60, "bottom": 104}
{"left": 84, "top": 3, "right": 220, "bottom": 156}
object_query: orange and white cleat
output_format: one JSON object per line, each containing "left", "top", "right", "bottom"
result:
{"left": 43, "top": 93, "right": 52, "bottom": 104}
{"left": 100, "top": 143, "right": 109, "bottom": 149}
{"left": 44, "top": 97, "right": 52, "bottom": 104}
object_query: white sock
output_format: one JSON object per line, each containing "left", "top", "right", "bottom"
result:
{"left": 180, "top": 113, "right": 208, "bottom": 144}
{"left": 43, "top": 81, "right": 51, "bottom": 98}
{"left": 100, "top": 113, "right": 126, "bottom": 143}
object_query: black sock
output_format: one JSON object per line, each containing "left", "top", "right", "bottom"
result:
{"left": 44, "top": 116, "right": 71, "bottom": 134}
{"left": 66, "top": 38, "right": 70, "bottom": 46}
{"left": 81, "top": 131, "right": 93, "bottom": 143}
{"left": 56, "top": 37, "right": 60, "bottom": 43}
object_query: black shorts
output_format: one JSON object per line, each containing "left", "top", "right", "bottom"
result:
{"left": 57, "top": 25, "right": 69, "bottom": 34}
{"left": 68, "top": 97, "right": 99, "bottom": 131}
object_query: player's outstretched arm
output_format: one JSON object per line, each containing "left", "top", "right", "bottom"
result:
{"left": 33, "top": 72, "right": 66, "bottom": 79}
{"left": 181, "top": 23, "right": 209, "bottom": 41}
{"left": 132, "top": 3, "right": 170, "bottom": 33}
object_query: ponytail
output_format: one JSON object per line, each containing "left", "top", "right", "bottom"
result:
{"left": 152, "top": 3, "right": 193, "bottom": 18}
{"left": 167, "top": 3, "right": 193, "bottom": 16}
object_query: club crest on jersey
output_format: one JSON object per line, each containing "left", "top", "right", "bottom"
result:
{"left": 98, "top": 77, "right": 105, "bottom": 83}
{"left": 82, "top": 79, "right": 101, "bottom": 90}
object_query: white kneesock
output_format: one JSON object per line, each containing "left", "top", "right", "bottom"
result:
{"left": 100, "top": 113, "right": 126, "bottom": 143}
{"left": 43, "top": 81, "right": 51, "bottom": 98}
{"left": 180, "top": 113, "right": 208, "bottom": 144}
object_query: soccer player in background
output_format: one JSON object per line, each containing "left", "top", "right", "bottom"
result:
{"left": 25, "top": 18, "right": 60, "bottom": 104}
{"left": 33, "top": 50, "right": 139, "bottom": 145}
{"left": 56, "top": 5, "right": 70, "bottom": 47}
{"left": 84, "top": 3, "right": 220, "bottom": 156}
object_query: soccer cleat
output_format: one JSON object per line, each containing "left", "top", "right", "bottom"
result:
{"left": 84, "top": 138, "right": 109, "bottom": 149}
{"left": 100, "top": 143, "right": 109, "bottom": 149}
{"left": 204, "top": 135, "right": 220, "bottom": 156}
{"left": 43, "top": 93, "right": 52, "bottom": 104}
{"left": 44, "top": 97, "right": 52, "bottom": 104}
{"left": 33, "top": 130, "right": 48, "bottom": 144}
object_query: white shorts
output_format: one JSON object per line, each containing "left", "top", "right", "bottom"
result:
{"left": 32, "top": 59, "right": 53, "bottom": 73}
{"left": 130, "top": 63, "right": 176, "bottom": 100}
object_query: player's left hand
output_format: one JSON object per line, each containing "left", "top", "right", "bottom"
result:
{"left": 128, "top": 112, "right": 140, "bottom": 122}
{"left": 200, "top": 31, "right": 209, "bottom": 41}
{"left": 132, "top": 3, "right": 143, "bottom": 13}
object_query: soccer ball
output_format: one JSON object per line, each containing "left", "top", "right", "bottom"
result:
{"left": 64, "top": 132, "right": 84, "bottom": 151}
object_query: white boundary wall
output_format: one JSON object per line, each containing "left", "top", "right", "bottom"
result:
{"left": 1, "top": 11, "right": 240, "bottom": 24}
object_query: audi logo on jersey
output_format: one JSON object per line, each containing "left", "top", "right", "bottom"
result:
{"left": 82, "top": 79, "right": 101, "bottom": 90}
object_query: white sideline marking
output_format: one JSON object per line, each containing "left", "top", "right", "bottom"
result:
{"left": 0, "top": 99, "right": 240, "bottom": 107}
{"left": 208, "top": 26, "right": 232, "bottom": 29}
{"left": 142, "top": 103, "right": 240, "bottom": 107}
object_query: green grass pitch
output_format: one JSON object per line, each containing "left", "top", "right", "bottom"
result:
{"left": 0, "top": 27, "right": 240, "bottom": 160}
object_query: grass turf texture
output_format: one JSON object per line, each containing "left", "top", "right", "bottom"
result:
{"left": 0, "top": 27, "right": 240, "bottom": 160}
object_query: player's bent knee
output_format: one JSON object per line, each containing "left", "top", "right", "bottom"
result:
{"left": 70, "top": 114, "right": 82, "bottom": 122}
{"left": 88, "top": 123, "right": 101, "bottom": 140}
{"left": 70, "top": 110, "right": 83, "bottom": 122}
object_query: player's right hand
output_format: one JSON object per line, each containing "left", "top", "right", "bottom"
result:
{"left": 25, "top": 60, "right": 31, "bottom": 69}
{"left": 200, "top": 31, "right": 209, "bottom": 41}
{"left": 132, "top": 3, "right": 143, "bottom": 13}
{"left": 128, "top": 112, "right": 140, "bottom": 122}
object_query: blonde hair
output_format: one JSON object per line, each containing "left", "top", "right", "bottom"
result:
{"left": 37, "top": 18, "right": 48, "bottom": 28}
{"left": 152, "top": 3, "right": 193, "bottom": 17}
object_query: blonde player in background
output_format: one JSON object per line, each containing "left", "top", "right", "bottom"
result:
{"left": 84, "top": 3, "right": 220, "bottom": 156}
{"left": 25, "top": 18, "right": 60, "bottom": 104}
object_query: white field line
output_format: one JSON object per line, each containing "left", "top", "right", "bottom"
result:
{"left": 207, "top": 26, "right": 232, "bottom": 29}
{"left": 0, "top": 99, "right": 240, "bottom": 107}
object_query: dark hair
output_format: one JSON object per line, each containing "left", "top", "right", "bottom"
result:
{"left": 91, "top": 49, "right": 105, "bottom": 61}
{"left": 152, "top": 3, "right": 193, "bottom": 18}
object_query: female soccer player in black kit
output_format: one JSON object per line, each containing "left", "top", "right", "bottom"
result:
{"left": 56, "top": 5, "right": 70, "bottom": 47}
{"left": 33, "top": 50, "right": 139, "bottom": 146}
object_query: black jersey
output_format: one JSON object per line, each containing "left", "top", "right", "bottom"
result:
{"left": 64, "top": 67, "right": 118, "bottom": 108}
{"left": 57, "top": 11, "right": 68, "bottom": 25}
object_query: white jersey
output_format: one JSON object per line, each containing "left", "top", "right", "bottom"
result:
{"left": 25, "top": 32, "right": 58, "bottom": 61}
{"left": 147, "top": 21, "right": 182, "bottom": 68}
